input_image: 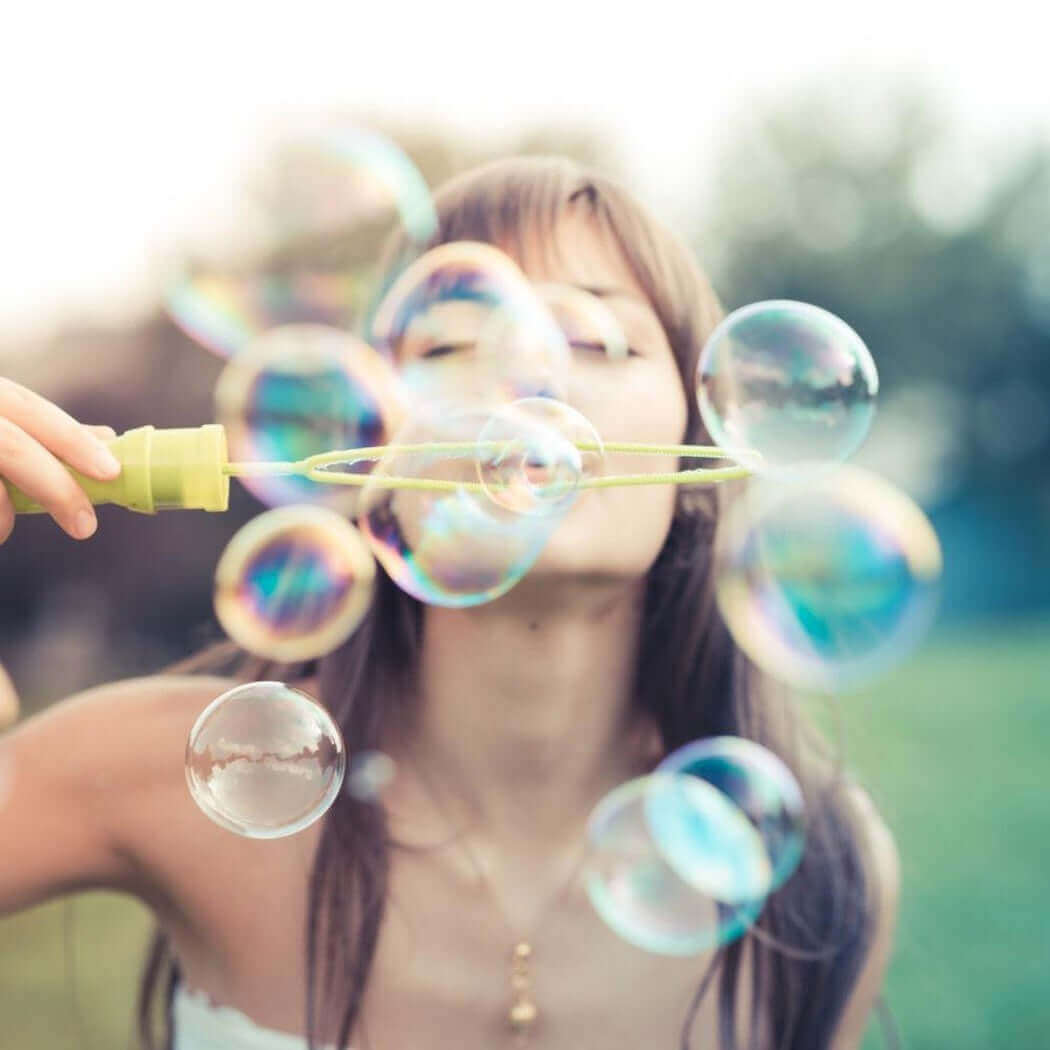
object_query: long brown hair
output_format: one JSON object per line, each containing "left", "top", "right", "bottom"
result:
{"left": 138, "top": 155, "right": 880, "bottom": 1050}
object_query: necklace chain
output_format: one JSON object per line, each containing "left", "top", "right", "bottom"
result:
{"left": 405, "top": 747, "right": 593, "bottom": 1047}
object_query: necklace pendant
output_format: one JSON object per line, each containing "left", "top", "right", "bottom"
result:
{"left": 508, "top": 941, "right": 539, "bottom": 1042}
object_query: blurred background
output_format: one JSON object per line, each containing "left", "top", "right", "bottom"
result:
{"left": 1, "top": 3, "right": 1048, "bottom": 1048}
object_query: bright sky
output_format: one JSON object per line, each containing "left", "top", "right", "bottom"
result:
{"left": 2, "top": 0, "right": 1046, "bottom": 344}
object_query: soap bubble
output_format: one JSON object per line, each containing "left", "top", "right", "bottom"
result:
{"left": 166, "top": 124, "right": 437, "bottom": 358}
{"left": 214, "top": 505, "right": 376, "bottom": 663}
{"left": 475, "top": 398, "right": 604, "bottom": 516}
{"left": 715, "top": 465, "right": 943, "bottom": 692}
{"left": 358, "top": 412, "right": 559, "bottom": 607}
{"left": 185, "top": 681, "right": 345, "bottom": 839}
{"left": 346, "top": 750, "right": 397, "bottom": 800}
{"left": 697, "top": 300, "right": 878, "bottom": 476}
{"left": 165, "top": 271, "right": 362, "bottom": 360}
{"left": 584, "top": 775, "right": 762, "bottom": 956}
{"left": 369, "top": 241, "right": 571, "bottom": 412}
{"left": 214, "top": 324, "right": 408, "bottom": 511}
{"left": 650, "top": 737, "right": 805, "bottom": 899}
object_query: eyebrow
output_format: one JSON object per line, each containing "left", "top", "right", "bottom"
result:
{"left": 572, "top": 284, "right": 648, "bottom": 307}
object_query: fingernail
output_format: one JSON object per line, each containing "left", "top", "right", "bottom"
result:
{"left": 94, "top": 445, "right": 121, "bottom": 477}
{"left": 74, "top": 509, "right": 97, "bottom": 539}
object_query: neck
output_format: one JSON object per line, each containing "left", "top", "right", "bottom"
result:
{"left": 386, "top": 576, "right": 661, "bottom": 860}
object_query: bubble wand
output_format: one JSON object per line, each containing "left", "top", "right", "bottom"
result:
{"left": 4, "top": 424, "right": 757, "bottom": 515}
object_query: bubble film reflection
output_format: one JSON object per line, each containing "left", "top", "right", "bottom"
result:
{"left": 215, "top": 324, "right": 407, "bottom": 511}
{"left": 475, "top": 398, "right": 604, "bottom": 516}
{"left": 346, "top": 750, "right": 397, "bottom": 800}
{"left": 585, "top": 776, "right": 762, "bottom": 956}
{"left": 185, "top": 681, "right": 345, "bottom": 839}
{"left": 716, "top": 465, "right": 943, "bottom": 692}
{"left": 358, "top": 413, "right": 559, "bottom": 607}
{"left": 370, "top": 242, "right": 571, "bottom": 411}
{"left": 166, "top": 125, "right": 437, "bottom": 358}
{"left": 214, "top": 505, "right": 376, "bottom": 663}
{"left": 651, "top": 737, "right": 805, "bottom": 898}
{"left": 697, "top": 300, "right": 878, "bottom": 475}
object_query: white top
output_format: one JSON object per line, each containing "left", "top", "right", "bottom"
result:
{"left": 173, "top": 983, "right": 348, "bottom": 1050}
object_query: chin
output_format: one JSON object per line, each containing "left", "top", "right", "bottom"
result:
{"left": 524, "top": 500, "right": 667, "bottom": 583}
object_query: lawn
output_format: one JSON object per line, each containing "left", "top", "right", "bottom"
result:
{"left": 1, "top": 615, "right": 1047, "bottom": 1049}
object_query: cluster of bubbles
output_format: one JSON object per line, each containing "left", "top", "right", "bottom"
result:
{"left": 170, "top": 125, "right": 942, "bottom": 957}
{"left": 585, "top": 737, "right": 804, "bottom": 954}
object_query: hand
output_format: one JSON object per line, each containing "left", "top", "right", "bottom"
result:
{"left": 0, "top": 378, "right": 121, "bottom": 544}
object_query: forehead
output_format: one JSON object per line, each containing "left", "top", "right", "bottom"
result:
{"left": 499, "top": 204, "right": 650, "bottom": 307}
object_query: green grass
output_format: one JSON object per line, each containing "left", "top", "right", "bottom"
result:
{"left": 0, "top": 892, "right": 152, "bottom": 1049}
{"left": 2, "top": 616, "right": 1047, "bottom": 1048}
{"left": 849, "top": 615, "right": 1050, "bottom": 1050}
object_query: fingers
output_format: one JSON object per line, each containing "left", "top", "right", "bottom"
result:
{"left": 0, "top": 379, "right": 120, "bottom": 482}
{"left": 84, "top": 425, "right": 118, "bottom": 442}
{"left": 0, "top": 416, "right": 99, "bottom": 539}
{"left": 0, "top": 379, "right": 121, "bottom": 543}
{"left": 0, "top": 483, "right": 12, "bottom": 546}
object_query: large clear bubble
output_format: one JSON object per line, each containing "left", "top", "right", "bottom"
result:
{"left": 214, "top": 324, "right": 407, "bottom": 511}
{"left": 357, "top": 412, "right": 561, "bottom": 607}
{"left": 584, "top": 775, "right": 762, "bottom": 956}
{"left": 166, "top": 124, "right": 438, "bottom": 358}
{"left": 369, "top": 241, "right": 572, "bottom": 413}
{"left": 185, "top": 681, "right": 346, "bottom": 839}
{"left": 475, "top": 397, "right": 604, "bottom": 517}
{"left": 214, "top": 505, "right": 376, "bottom": 663}
{"left": 697, "top": 300, "right": 878, "bottom": 476}
{"left": 649, "top": 737, "right": 805, "bottom": 899}
{"left": 715, "top": 465, "right": 943, "bottom": 692}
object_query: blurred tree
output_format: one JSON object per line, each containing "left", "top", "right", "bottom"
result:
{"left": 693, "top": 72, "right": 1050, "bottom": 619}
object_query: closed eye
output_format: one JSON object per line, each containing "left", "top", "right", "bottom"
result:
{"left": 570, "top": 340, "right": 639, "bottom": 357}
{"left": 420, "top": 342, "right": 476, "bottom": 359}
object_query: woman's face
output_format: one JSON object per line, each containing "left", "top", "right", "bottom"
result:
{"left": 396, "top": 202, "right": 689, "bottom": 585}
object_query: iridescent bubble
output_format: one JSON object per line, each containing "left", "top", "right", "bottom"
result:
{"left": 214, "top": 505, "right": 376, "bottom": 663}
{"left": 166, "top": 125, "right": 437, "bottom": 358}
{"left": 536, "top": 282, "right": 631, "bottom": 361}
{"left": 650, "top": 737, "right": 805, "bottom": 899}
{"left": 214, "top": 324, "right": 407, "bottom": 511}
{"left": 346, "top": 750, "right": 397, "bottom": 801}
{"left": 369, "top": 241, "right": 571, "bottom": 412}
{"left": 358, "top": 412, "right": 559, "bottom": 607}
{"left": 164, "top": 270, "right": 363, "bottom": 360}
{"left": 185, "top": 681, "right": 345, "bottom": 839}
{"left": 715, "top": 465, "right": 943, "bottom": 692}
{"left": 475, "top": 398, "right": 604, "bottom": 516}
{"left": 697, "top": 300, "right": 879, "bottom": 475}
{"left": 584, "top": 775, "right": 762, "bottom": 956}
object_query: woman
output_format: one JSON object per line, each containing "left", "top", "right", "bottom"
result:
{"left": 0, "top": 155, "right": 898, "bottom": 1050}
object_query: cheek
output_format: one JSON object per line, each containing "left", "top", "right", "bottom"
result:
{"left": 567, "top": 362, "right": 689, "bottom": 489}
{"left": 568, "top": 362, "right": 688, "bottom": 446}
{"left": 535, "top": 365, "right": 688, "bottom": 576}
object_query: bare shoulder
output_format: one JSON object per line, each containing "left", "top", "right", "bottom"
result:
{"left": 0, "top": 672, "right": 238, "bottom": 917}
{"left": 831, "top": 784, "right": 901, "bottom": 1050}
{"left": 28, "top": 672, "right": 240, "bottom": 796}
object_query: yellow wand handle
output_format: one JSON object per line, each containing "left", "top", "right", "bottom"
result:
{"left": 4, "top": 424, "right": 230, "bottom": 514}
